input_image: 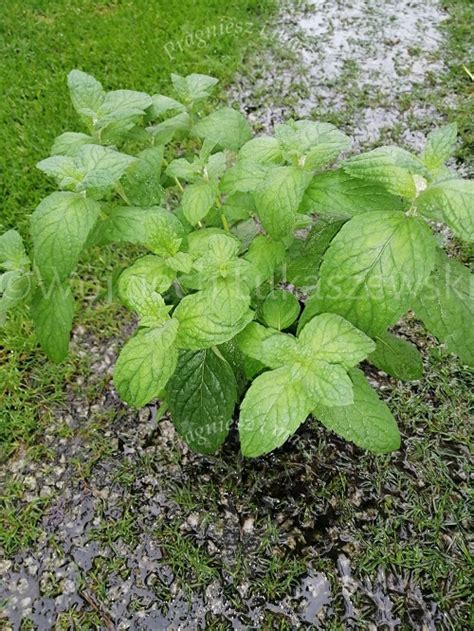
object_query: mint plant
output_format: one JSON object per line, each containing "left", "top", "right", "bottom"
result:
{"left": 1, "top": 70, "right": 473, "bottom": 457}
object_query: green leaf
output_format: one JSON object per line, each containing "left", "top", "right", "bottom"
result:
{"left": 298, "top": 313, "right": 375, "bottom": 369}
{"left": 206, "top": 151, "right": 228, "bottom": 180}
{"left": 303, "top": 211, "right": 437, "bottom": 335}
{"left": 0, "top": 272, "right": 31, "bottom": 315}
{"left": 421, "top": 123, "right": 457, "bottom": 171}
{"left": 298, "top": 359, "right": 354, "bottom": 407}
{"left": 166, "top": 252, "right": 193, "bottom": 274}
{"left": 343, "top": 147, "right": 421, "bottom": 198}
{"left": 149, "top": 94, "right": 185, "bottom": 118}
{"left": 238, "top": 136, "right": 283, "bottom": 164}
{"left": 193, "top": 107, "right": 252, "bottom": 151}
{"left": 416, "top": 179, "right": 474, "bottom": 242}
{"left": 236, "top": 321, "right": 299, "bottom": 369}
{"left": 0, "top": 230, "right": 29, "bottom": 271}
{"left": 275, "top": 120, "right": 350, "bottom": 168}
{"left": 286, "top": 218, "right": 345, "bottom": 289}
{"left": 114, "top": 319, "right": 179, "bottom": 407}
{"left": 38, "top": 145, "right": 136, "bottom": 192}
{"left": 413, "top": 251, "right": 474, "bottom": 367}
{"left": 171, "top": 73, "right": 218, "bottom": 103}
{"left": 254, "top": 166, "right": 311, "bottom": 240}
{"left": 239, "top": 365, "right": 313, "bottom": 457}
{"left": 36, "top": 155, "right": 83, "bottom": 190}
{"left": 166, "top": 157, "right": 202, "bottom": 182}
{"left": 31, "top": 192, "right": 101, "bottom": 282}
{"left": 51, "top": 132, "right": 94, "bottom": 157}
{"left": 220, "top": 161, "right": 270, "bottom": 194}
{"left": 182, "top": 179, "right": 218, "bottom": 225}
{"left": 369, "top": 331, "right": 423, "bottom": 380}
{"left": 30, "top": 282, "right": 74, "bottom": 363}
{"left": 147, "top": 112, "right": 192, "bottom": 144}
{"left": 166, "top": 349, "right": 237, "bottom": 454}
{"left": 174, "top": 280, "right": 252, "bottom": 349}
{"left": 121, "top": 146, "right": 164, "bottom": 207}
{"left": 75, "top": 144, "right": 136, "bottom": 190}
{"left": 313, "top": 368, "right": 401, "bottom": 453}
{"left": 244, "top": 236, "right": 286, "bottom": 288}
{"left": 67, "top": 69, "right": 105, "bottom": 118}
{"left": 97, "top": 89, "right": 152, "bottom": 123}
{"left": 262, "top": 289, "right": 300, "bottom": 330}
{"left": 119, "top": 255, "right": 175, "bottom": 306}
{"left": 91, "top": 206, "right": 183, "bottom": 251}
{"left": 300, "top": 169, "right": 404, "bottom": 217}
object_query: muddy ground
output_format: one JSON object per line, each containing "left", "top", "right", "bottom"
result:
{"left": 1, "top": 1, "right": 473, "bottom": 629}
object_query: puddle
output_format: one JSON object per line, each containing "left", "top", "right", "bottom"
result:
{"left": 232, "top": 0, "right": 450, "bottom": 151}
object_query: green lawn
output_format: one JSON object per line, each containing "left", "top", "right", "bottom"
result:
{"left": 0, "top": 0, "right": 274, "bottom": 233}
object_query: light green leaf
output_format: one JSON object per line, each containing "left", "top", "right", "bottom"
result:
{"left": 193, "top": 107, "right": 252, "bottom": 151}
{"left": 275, "top": 120, "right": 350, "bottom": 168}
{"left": 75, "top": 144, "right": 136, "bottom": 190}
{"left": 51, "top": 132, "right": 94, "bottom": 157}
{"left": 262, "top": 289, "right": 300, "bottom": 330}
{"left": 149, "top": 94, "right": 185, "bottom": 118}
{"left": 300, "top": 169, "right": 404, "bottom": 217}
{"left": 121, "top": 146, "right": 164, "bottom": 207}
{"left": 30, "top": 282, "right": 74, "bottom": 363}
{"left": 174, "top": 280, "right": 252, "bottom": 349}
{"left": 166, "top": 157, "right": 202, "bottom": 182}
{"left": 114, "top": 319, "right": 179, "bottom": 407}
{"left": 147, "top": 112, "right": 192, "bottom": 144}
{"left": 206, "top": 151, "right": 228, "bottom": 180}
{"left": 220, "top": 161, "right": 270, "bottom": 194}
{"left": 166, "top": 251, "right": 193, "bottom": 273}
{"left": 0, "top": 272, "right": 31, "bottom": 315}
{"left": 119, "top": 255, "right": 176, "bottom": 305}
{"left": 313, "top": 368, "right": 401, "bottom": 453}
{"left": 31, "top": 192, "right": 100, "bottom": 282}
{"left": 166, "top": 349, "right": 237, "bottom": 454}
{"left": 238, "top": 136, "right": 283, "bottom": 164}
{"left": 303, "top": 211, "right": 437, "bottom": 335}
{"left": 254, "top": 166, "right": 311, "bottom": 240}
{"left": 98, "top": 89, "right": 152, "bottom": 121}
{"left": 182, "top": 179, "right": 218, "bottom": 225}
{"left": 286, "top": 218, "right": 345, "bottom": 289}
{"left": 236, "top": 321, "right": 299, "bottom": 369}
{"left": 67, "top": 69, "right": 104, "bottom": 118}
{"left": 421, "top": 123, "right": 457, "bottom": 171}
{"left": 298, "top": 359, "right": 354, "bottom": 407}
{"left": 239, "top": 365, "right": 313, "bottom": 457}
{"left": 343, "top": 147, "right": 421, "bottom": 198}
{"left": 91, "top": 206, "right": 183, "bottom": 251}
{"left": 369, "top": 331, "right": 423, "bottom": 380}
{"left": 416, "top": 179, "right": 474, "bottom": 242}
{"left": 244, "top": 236, "right": 286, "bottom": 288}
{"left": 36, "top": 155, "right": 83, "bottom": 190}
{"left": 413, "top": 251, "right": 474, "bottom": 367}
{"left": 171, "top": 73, "right": 218, "bottom": 103}
{"left": 298, "top": 313, "right": 375, "bottom": 368}
{"left": 0, "top": 230, "right": 29, "bottom": 271}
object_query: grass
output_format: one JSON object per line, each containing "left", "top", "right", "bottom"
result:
{"left": 440, "top": 0, "right": 474, "bottom": 169}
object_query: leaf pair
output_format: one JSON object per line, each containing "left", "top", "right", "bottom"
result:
{"left": 237, "top": 313, "right": 390, "bottom": 456}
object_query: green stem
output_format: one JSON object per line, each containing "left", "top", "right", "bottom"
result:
{"left": 155, "top": 401, "right": 168, "bottom": 422}
{"left": 116, "top": 182, "right": 131, "bottom": 205}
